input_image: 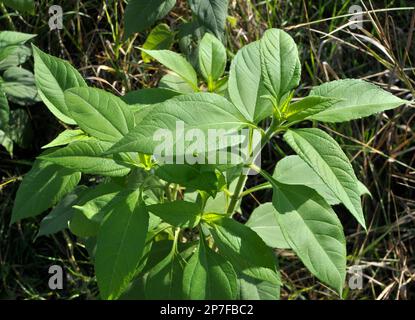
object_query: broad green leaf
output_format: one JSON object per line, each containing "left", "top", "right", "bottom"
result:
{"left": 275, "top": 155, "right": 370, "bottom": 205}
{"left": 238, "top": 274, "right": 280, "bottom": 300}
{"left": 188, "top": 0, "right": 229, "bottom": 40}
{"left": 42, "top": 129, "right": 90, "bottom": 149}
{"left": 147, "top": 201, "right": 202, "bottom": 228}
{"left": 210, "top": 218, "right": 280, "bottom": 285}
{"left": 183, "top": 237, "right": 238, "bottom": 299}
{"left": 309, "top": 79, "right": 407, "bottom": 122}
{"left": 1, "top": 67, "right": 39, "bottom": 105}
{"left": 142, "top": 49, "right": 198, "bottom": 90}
{"left": 271, "top": 182, "right": 346, "bottom": 295}
{"left": 285, "top": 96, "right": 339, "bottom": 123}
{"left": 0, "top": 91, "right": 9, "bottom": 129}
{"left": 39, "top": 140, "right": 131, "bottom": 177}
{"left": 156, "top": 164, "right": 219, "bottom": 193}
{"left": 37, "top": 186, "right": 86, "bottom": 238}
{"left": 228, "top": 41, "right": 272, "bottom": 123}
{"left": 64, "top": 87, "right": 134, "bottom": 142}
{"left": 159, "top": 73, "right": 195, "bottom": 93}
{"left": 106, "top": 93, "right": 248, "bottom": 156}
{"left": 260, "top": 29, "right": 301, "bottom": 102}
{"left": 145, "top": 249, "right": 185, "bottom": 299}
{"left": 11, "top": 160, "right": 81, "bottom": 223}
{"left": 2, "top": 0, "right": 35, "bottom": 13}
{"left": 124, "top": 0, "right": 176, "bottom": 36}
{"left": 284, "top": 128, "right": 366, "bottom": 229}
{"left": 142, "top": 24, "right": 175, "bottom": 63}
{"left": 198, "top": 33, "right": 227, "bottom": 84}
{"left": 0, "top": 31, "right": 36, "bottom": 48}
{"left": 33, "top": 46, "right": 87, "bottom": 124}
{"left": 0, "top": 129, "right": 13, "bottom": 154}
{"left": 246, "top": 203, "right": 290, "bottom": 249}
{"left": 95, "top": 191, "right": 149, "bottom": 299}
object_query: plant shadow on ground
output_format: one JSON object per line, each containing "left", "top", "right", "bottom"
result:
{"left": 0, "top": 0, "right": 414, "bottom": 299}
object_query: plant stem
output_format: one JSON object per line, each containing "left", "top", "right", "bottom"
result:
{"left": 240, "top": 182, "right": 272, "bottom": 197}
{"left": 226, "top": 173, "right": 247, "bottom": 215}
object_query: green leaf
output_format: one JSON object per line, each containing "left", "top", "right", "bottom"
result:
{"left": 285, "top": 96, "right": 339, "bottom": 123}
{"left": 37, "top": 186, "right": 87, "bottom": 238}
{"left": 33, "top": 45, "right": 87, "bottom": 124}
{"left": 2, "top": 0, "right": 35, "bottom": 13}
{"left": 145, "top": 249, "right": 185, "bottom": 299}
{"left": 271, "top": 182, "right": 346, "bottom": 295}
{"left": 1, "top": 67, "right": 39, "bottom": 105}
{"left": 64, "top": 87, "right": 134, "bottom": 142}
{"left": 246, "top": 203, "right": 290, "bottom": 249}
{"left": 228, "top": 41, "right": 272, "bottom": 123}
{"left": 107, "top": 93, "right": 248, "bottom": 156}
{"left": 238, "top": 274, "right": 280, "bottom": 300}
{"left": 147, "top": 201, "right": 202, "bottom": 228}
{"left": 260, "top": 29, "right": 301, "bottom": 102}
{"left": 284, "top": 129, "right": 366, "bottom": 229}
{"left": 0, "top": 129, "right": 13, "bottom": 154}
{"left": 188, "top": 0, "right": 229, "bottom": 40}
{"left": 142, "top": 24, "right": 175, "bottom": 63}
{"left": 183, "top": 237, "right": 238, "bottom": 299}
{"left": 124, "top": 0, "right": 176, "bottom": 36}
{"left": 42, "top": 129, "right": 90, "bottom": 149}
{"left": 0, "top": 91, "right": 9, "bottom": 130}
{"left": 309, "top": 79, "right": 407, "bottom": 122}
{"left": 210, "top": 218, "right": 280, "bottom": 285}
{"left": 159, "top": 73, "right": 196, "bottom": 93}
{"left": 0, "top": 31, "right": 36, "bottom": 48}
{"left": 198, "top": 33, "right": 227, "bottom": 84}
{"left": 141, "top": 49, "right": 198, "bottom": 90}
{"left": 95, "top": 191, "right": 149, "bottom": 300}
{"left": 11, "top": 160, "right": 81, "bottom": 223}
{"left": 7, "top": 108, "right": 33, "bottom": 148}
{"left": 275, "top": 155, "right": 369, "bottom": 205}
{"left": 39, "top": 140, "right": 131, "bottom": 177}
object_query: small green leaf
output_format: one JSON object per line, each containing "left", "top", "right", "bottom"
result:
{"left": 64, "top": 87, "right": 134, "bottom": 142}
{"left": 11, "top": 160, "right": 81, "bottom": 223}
{"left": 0, "top": 91, "right": 9, "bottom": 130}
{"left": 95, "top": 191, "right": 149, "bottom": 300}
{"left": 147, "top": 201, "right": 202, "bottom": 228}
{"left": 0, "top": 31, "right": 36, "bottom": 47}
{"left": 159, "top": 73, "right": 196, "bottom": 93}
{"left": 42, "top": 129, "right": 90, "bottom": 149}
{"left": 1, "top": 67, "right": 39, "bottom": 105}
{"left": 183, "top": 237, "right": 238, "bottom": 299}
{"left": 39, "top": 140, "right": 131, "bottom": 177}
{"left": 284, "top": 128, "right": 366, "bottom": 229}
{"left": 141, "top": 49, "right": 198, "bottom": 90}
{"left": 260, "top": 29, "right": 301, "bottom": 102}
{"left": 309, "top": 79, "right": 407, "bottom": 122}
{"left": 210, "top": 218, "right": 280, "bottom": 285}
{"left": 33, "top": 45, "right": 87, "bottom": 124}
{"left": 198, "top": 33, "right": 227, "bottom": 84}
{"left": 246, "top": 203, "right": 290, "bottom": 249}
{"left": 124, "top": 0, "right": 176, "bottom": 36}
{"left": 142, "top": 24, "right": 175, "bottom": 63}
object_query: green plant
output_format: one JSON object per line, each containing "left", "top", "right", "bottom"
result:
{"left": 0, "top": 0, "right": 34, "bottom": 14}
{"left": 0, "top": 31, "right": 39, "bottom": 155}
{"left": 11, "top": 28, "right": 407, "bottom": 300}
